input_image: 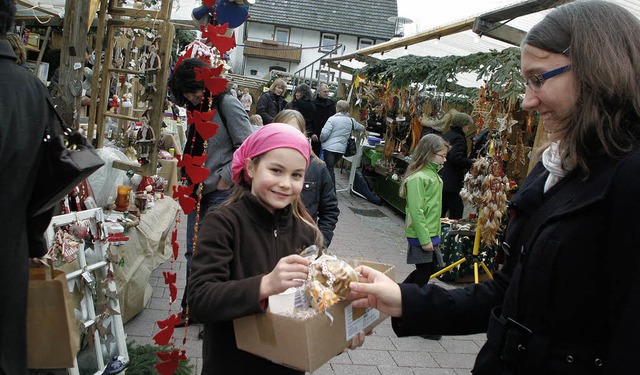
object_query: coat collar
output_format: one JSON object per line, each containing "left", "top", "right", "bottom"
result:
{"left": 513, "top": 152, "right": 633, "bottom": 220}
{"left": 0, "top": 39, "right": 17, "bottom": 61}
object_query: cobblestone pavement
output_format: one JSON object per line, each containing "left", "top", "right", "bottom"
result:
{"left": 124, "top": 168, "right": 484, "bottom": 374}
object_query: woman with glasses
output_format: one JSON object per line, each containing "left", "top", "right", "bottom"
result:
{"left": 399, "top": 134, "right": 449, "bottom": 292}
{"left": 348, "top": 2, "right": 640, "bottom": 374}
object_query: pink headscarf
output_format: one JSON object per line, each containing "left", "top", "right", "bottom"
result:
{"left": 232, "top": 123, "right": 311, "bottom": 183}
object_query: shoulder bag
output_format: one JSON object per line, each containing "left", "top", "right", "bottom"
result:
{"left": 28, "top": 97, "right": 105, "bottom": 216}
{"left": 344, "top": 119, "right": 357, "bottom": 157}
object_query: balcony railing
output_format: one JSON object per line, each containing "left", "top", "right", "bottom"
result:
{"left": 243, "top": 40, "right": 302, "bottom": 63}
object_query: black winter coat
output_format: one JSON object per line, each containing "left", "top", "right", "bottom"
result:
{"left": 188, "top": 194, "right": 316, "bottom": 374}
{"left": 440, "top": 127, "right": 473, "bottom": 192}
{"left": 300, "top": 157, "right": 339, "bottom": 247}
{"left": 392, "top": 147, "right": 640, "bottom": 375}
{"left": 311, "top": 96, "right": 336, "bottom": 136}
{"left": 256, "top": 91, "right": 286, "bottom": 124}
{"left": 286, "top": 98, "right": 316, "bottom": 136}
{"left": 0, "top": 40, "right": 57, "bottom": 374}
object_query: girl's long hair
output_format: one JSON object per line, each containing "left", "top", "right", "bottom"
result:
{"left": 399, "top": 134, "right": 449, "bottom": 198}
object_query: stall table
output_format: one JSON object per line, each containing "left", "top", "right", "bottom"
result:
{"left": 111, "top": 197, "right": 180, "bottom": 322}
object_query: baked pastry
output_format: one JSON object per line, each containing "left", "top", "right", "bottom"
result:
{"left": 306, "top": 255, "right": 358, "bottom": 312}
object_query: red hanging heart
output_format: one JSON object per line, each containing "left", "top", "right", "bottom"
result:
{"left": 163, "top": 271, "right": 178, "bottom": 303}
{"left": 172, "top": 241, "right": 180, "bottom": 261}
{"left": 202, "top": 0, "right": 215, "bottom": 7}
{"left": 201, "top": 23, "right": 236, "bottom": 56}
{"left": 172, "top": 184, "right": 197, "bottom": 214}
{"left": 194, "top": 66, "right": 227, "bottom": 96}
{"left": 187, "top": 109, "right": 220, "bottom": 140}
{"left": 155, "top": 349, "right": 187, "bottom": 375}
{"left": 178, "top": 154, "right": 210, "bottom": 184}
{"left": 153, "top": 312, "right": 181, "bottom": 346}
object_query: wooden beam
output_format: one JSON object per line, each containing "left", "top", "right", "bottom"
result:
{"left": 57, "top": 0, "right": 91, "bottom": 129}
{"left": 89, "top": 0, "right": 111, "bottom": 148}
{"left": 16, "top": 0, "right": 60, "bottom": 18}
{"left": 112, "top": 160, "right": 142, "bottom": 174}
{"left": 323, "top": 18, "right": 476, "bottom": 63}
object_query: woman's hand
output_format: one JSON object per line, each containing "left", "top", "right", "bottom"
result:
{"left": 348, "top": 265, "right": 403, "bottom": 318}
{"left": 260, "top": 254, "right": 310, "bottom": 299}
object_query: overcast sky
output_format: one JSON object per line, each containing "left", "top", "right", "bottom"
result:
{"left": 396, "top": 0, "right": 525, "bottom": 35}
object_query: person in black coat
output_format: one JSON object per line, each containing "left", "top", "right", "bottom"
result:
{"left": 439, "top": 112, "right": 475, "bottom": 219}
{"left": 273, "top": 110, "right": 339, "bottom": 248}
{"left": 310, "top": 83, "right": 336, "bottom": 156}
{"left": 256, "top": 78, "right": 287, "bottom": 124}
{"left": 0, "top": 2, "right": 59, "bottom": 372}
{"left": 286, "top": 83, "right": 315, "bottom": 136}
{"left": 348, "top": 2, "right": 640, "bottom": 374}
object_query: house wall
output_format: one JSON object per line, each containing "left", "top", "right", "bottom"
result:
{"left": 230, "top": 21, "right": 367, "bottom": 82}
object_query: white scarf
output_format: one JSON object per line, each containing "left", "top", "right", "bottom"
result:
{"left": 541, "top": 141, "right": 569, "bottom": 193}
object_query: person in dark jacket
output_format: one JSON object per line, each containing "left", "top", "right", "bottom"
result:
{"left": 274, "top": 109, "right": 339, "bottom": 248}
{"left": 256, "top": 78, "right": 287, "bottom": 124}
{"left": 0, "top": 2, "right": 59, "bottom": 372}
{"left": 285, "top": 83, "right": 315, "bottom": 136}
{"left": 348, "top": 2, "right": 640, "bottom": 374}
{"left": 439, "top": 112, "right": 475, "bottom": 219}
{"left": 168, "top": 58, "right": 253, "bottom": 326}
{"left": 310, "top": 83, "right": 336, "bottom": 155}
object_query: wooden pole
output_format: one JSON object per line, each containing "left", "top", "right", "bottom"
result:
{"left": 57, "top": 0, "right": 91, "bottom": 129}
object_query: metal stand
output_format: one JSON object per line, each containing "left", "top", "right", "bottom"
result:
{"left": 336, "top": 132, "right": 366, "bottom": 196}
{"left": 429, "top": 221, "right": 494, "bottom": 284}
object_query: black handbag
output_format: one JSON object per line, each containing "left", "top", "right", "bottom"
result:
{"left": 344, "top": 119, "right": 357, "bottom": 157}
{"left": 28, "top": 98, "right": 105, "bottom": 216}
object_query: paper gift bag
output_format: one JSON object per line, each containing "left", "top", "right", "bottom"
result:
{"left": 27, "top": 268, "right": 80, "bottom": 369}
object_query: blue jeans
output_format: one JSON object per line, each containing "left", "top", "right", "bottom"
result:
{"left": 181, "top": 188, "right": 232, "bottom": 311}
{"left": 323, "top": 150, "right": 342, "bottom": 191}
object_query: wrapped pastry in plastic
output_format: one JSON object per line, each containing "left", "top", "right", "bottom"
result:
{"left": 305, "top": 254, "right": 358, "bottom": 312}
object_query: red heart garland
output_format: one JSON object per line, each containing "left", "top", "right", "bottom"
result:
{"left": 201, "top": 23, "right": 237, "bottom": 56}
{"left": 172, "top": 241, "right": 180, "bottom": 261}
{"left": 153, "top": 312, "right": 182, "bottom": 346}
{"left": 172, "top": 184, "right": 196, "bottom": 214}
{"left": 155, "top": 349, "right": 187, "bottom": 375}
{"left": 187, "top": 109, "right": 220, "bottom": 140}
{"left": 194, "top": 66, "right": 228, "bottom": 96}
{"left": 170, "top": 229, "right": 180, "bottom": 260}
{"left": 163, "top": 271, "right": 178, "bottom": 303}
{"left": 177, "top": 154, "right": 210, "bottom": 185}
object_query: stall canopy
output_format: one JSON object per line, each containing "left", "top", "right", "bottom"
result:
{"left": 323, "top": 0, "right": 640, "bottom": 87}
{"left": 15, "top": 0, "right": 197, "bottom": 26}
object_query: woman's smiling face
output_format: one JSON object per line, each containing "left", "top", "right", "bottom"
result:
{"left": 521, "top": 44, "right": 578, "bottom": 140}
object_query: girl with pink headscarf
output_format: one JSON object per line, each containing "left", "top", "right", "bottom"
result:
{"left": 186, "top": 123, "right": 323, "bottom": 374}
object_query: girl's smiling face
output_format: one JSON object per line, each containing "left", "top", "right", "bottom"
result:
{"left": 246, "top": 148, "right": 307, "bottom": 211}
{"left": 521, "top": 44, "right": 577, "bottom": 140}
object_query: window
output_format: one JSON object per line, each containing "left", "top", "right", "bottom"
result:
{"left": 319, "top": 33, "right": 338, "bottom": 53}
{"left": 358, "top": 38, "right": 374, "bottom": 50}
{"left": 274, "top": 27, "right": 290, "bottom": 45}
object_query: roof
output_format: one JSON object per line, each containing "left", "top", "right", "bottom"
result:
{"left": 244, "top": 0, "right": 398, "bottom": 40}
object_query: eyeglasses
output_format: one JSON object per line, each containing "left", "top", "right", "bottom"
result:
{"left": 434, "top": 153, "right": 447, "bottom": 159}
{"left": 525, "top": 65, "right": 571, "bottom": 91}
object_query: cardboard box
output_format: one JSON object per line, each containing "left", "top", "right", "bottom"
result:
{"left": 233, "top": 260, "right": 395, "bottom": 372}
